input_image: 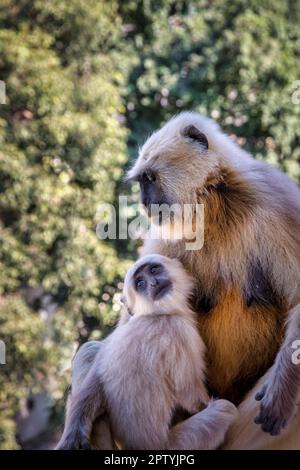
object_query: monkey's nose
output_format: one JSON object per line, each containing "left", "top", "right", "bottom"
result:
{"left": 150, "top": 279, "right": 158, "bottom": 288}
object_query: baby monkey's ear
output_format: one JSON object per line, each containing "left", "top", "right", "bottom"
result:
{"left": 182, "top": 125, "right": 208, "bottom": 150}
{"left": 120, "top": 295, "right": 133, "bottom": 316}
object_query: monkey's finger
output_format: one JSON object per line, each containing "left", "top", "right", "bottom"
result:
{"left": 270, "top": 417, "right": 288, "bottom": 436}
{"left": 254, "top": 404, "right": 270, "bottom": 425}
{"left": 80, "top": 441, "right": 91, "bottom": 450}
{"left": 261, "top": 417, "right": 278, "bottom": 434}
{"left": 270, "top": 419, "right": 285, "bottom": 436}
{"left": 254, "top": 409, "right": 266, "bottom": 424}
{"left": 282, "top": 419, "right": 287, "bottom": 429}
{"left": 255, "top": 384, "right": 267, "bottom": 401}
{"left": 254, "top": 414, "right": 264, "bottom": 425}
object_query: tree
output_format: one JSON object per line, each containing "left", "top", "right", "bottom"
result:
{"left": 0, "top": 0, "right": 128, "bottom": 448}
{"left": 120, "top": 0, "right": 300, "bottom": 181}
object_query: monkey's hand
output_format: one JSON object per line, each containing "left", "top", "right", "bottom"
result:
{"left": 55, "top": 425, "right": 91, "bottom": 450}
{"left": 254, "top": 376, "right": 297, "bottom": 436}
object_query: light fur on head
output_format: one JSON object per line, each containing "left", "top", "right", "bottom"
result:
{"left": 127, "top": 112, "right": 256, "bottom": 244}
{"left": 128, "top": 111, "right": 253, "bottom": 195}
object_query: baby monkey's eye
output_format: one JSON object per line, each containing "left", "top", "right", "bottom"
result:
{"left": 135, "top": 278, "right": 146, "bottom": 289}
{"left": 150, "top": 265, "right": 160, "bottom": 274}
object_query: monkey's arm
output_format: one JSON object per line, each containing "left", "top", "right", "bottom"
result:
{"left": 224, "top": 367, "right": 300, "bottom": 450}
{"left": 255, "top": 304, "right": 300, "bottom": 435}
{"left": 168, "top": 400, "right": 238, "bottom": 450}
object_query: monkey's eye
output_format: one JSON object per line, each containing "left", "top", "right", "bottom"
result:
{"left": 150, "top": 265, "right": 160, "bottom": 274}
{"left": 135, "top": 278, "right": 146, "bottom": 289}
{"left": 144, "top": 171, "right": 156, "bottom": 183}
{"left": 26, "top": 397, "right": 35, "bottom": 411}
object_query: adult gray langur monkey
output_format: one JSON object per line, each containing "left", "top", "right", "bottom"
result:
{"left": 56, "top": 255, "right": 237, "bottom": 450}
{"left": 127, "top": 111, "right": 300, "bottom": 437}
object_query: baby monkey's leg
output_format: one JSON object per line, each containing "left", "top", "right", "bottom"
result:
{"left": 167, "top": 399, "right": 238, "bottom": 450}
{"left": 56, "top": 341, "right": 112, "bottom": 450}
{"left": 56, "top": 368, "right": 105, "bottom": 449}
{"left": 72, "top": 341, "right": 116, "bottom": 449}
{"left": 72, "top": 341, "right": 101, "bottom": 392}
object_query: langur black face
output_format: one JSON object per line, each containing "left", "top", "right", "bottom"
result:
{"left": 135, "top": 171, "right": 169, "bottom": 216}
{"left": 131, "top": 124, "right": 209, "bottom": 214}
{"left": 133, "top": 262, "right": 172, "bottom": 301}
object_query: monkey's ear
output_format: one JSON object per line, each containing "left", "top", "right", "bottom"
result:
{"left": 182, "top": 125, "right": 208, "bottom": 149}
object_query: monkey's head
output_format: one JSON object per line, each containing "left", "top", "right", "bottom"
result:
{"left": 128, "top": 112, "right": 251, "bottom": 234}
{"left": 121, "top": 254, "right": 194, "bottom": 317}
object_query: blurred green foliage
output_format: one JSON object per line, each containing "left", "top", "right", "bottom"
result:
{"left": 0, "top": 296, "right": 75, "bottom": 449}
{"left": 0, "top": 0, "right": 129, "bottom": 448}
{"left": 121, "top": 0, "right": 300, "bottom": 179}
{"left": 0, "top": 0, "right": 299, "bottom": 449}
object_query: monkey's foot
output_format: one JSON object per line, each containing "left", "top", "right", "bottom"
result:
{"left": 254, "top": 381, "right": 297, "bottom": 436}
{"left": 56, "top": 428, "right": 91, "bottom": 450}
{"left": 208, "top": 399, "right": 239, "bottom": 422}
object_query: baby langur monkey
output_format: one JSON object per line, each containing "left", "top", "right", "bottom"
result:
{"left": 56, "top": 255, "right": 237, "bottom": 450}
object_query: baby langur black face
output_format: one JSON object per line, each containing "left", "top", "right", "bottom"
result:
{"left": 133, "top": 262, "right": 172, "bottom": 301}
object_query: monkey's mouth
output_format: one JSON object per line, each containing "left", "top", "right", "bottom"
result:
{"left": 152, "top": 281, "right": 172, "bottom": 300}
{"left": 144, "top": 203, "right": 173, "bottom": 225}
